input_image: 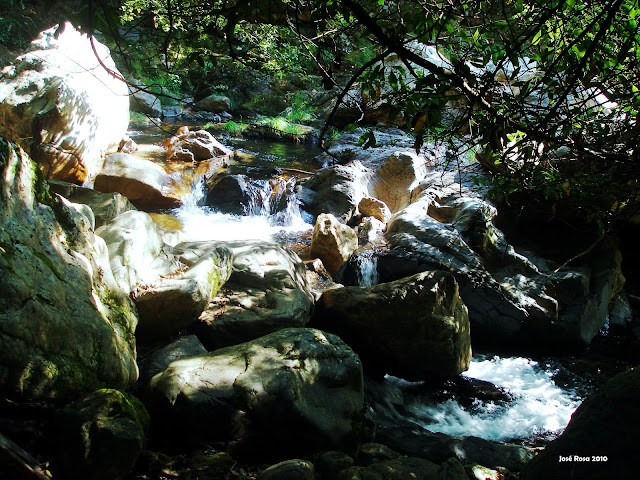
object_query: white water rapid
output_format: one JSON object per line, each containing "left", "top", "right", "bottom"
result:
{"left": 404, "top": 355, "right": 582, "bottom": 442}
{"left": 174, "top": 176, "right": 311, "bottom": 242}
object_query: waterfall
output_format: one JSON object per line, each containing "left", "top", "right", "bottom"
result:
{"left": 356, "top": 253, "right": 379, "bottom": 287}
{"left": 174, "top": 174, "right": 310, "bottom": 242}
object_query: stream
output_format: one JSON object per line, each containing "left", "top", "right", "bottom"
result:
{"left": 127, "top": 122, "right": 621, "bottom": 448}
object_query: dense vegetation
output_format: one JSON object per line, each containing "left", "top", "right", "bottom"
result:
{"left": 6, "top": 0, "right": 640, "bottom": 233}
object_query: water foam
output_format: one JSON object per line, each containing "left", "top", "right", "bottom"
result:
{"left": 407, "top": 356, "right": 582, "bottom": 442}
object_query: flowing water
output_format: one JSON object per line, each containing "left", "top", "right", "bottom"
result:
{"left": 127, "top": 123, "right": 617, "bottom": 447}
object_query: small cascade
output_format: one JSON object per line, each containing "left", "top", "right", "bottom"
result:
{"left": 174, "top": 174, "right": 310, "bottom": 242}
{"left": 355, "top": 251, "right": 379, "bottom": 287}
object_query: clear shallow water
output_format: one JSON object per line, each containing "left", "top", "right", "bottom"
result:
{"left": 398, "top": 355, "right": 582, "bottom": 442}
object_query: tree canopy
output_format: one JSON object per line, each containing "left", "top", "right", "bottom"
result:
{"left": 27, "top": 0, "right": 640, "bottom": 231}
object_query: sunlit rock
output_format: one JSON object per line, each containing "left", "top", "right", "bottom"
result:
{"left": 371, "top": 151, "right": 428, "bottom": 212}
{"left": 358, "top": 196, "right": 391, "bottom": 223}
{"left": 94, "top": 153, "right": 181, "bottom": 210}
{"left": 314, "top": 271, "right": 471, "bottom": 378}
{"left": 195, "top": 241, "right": 314, "bottom": 349}
{"left": 166, "top": 129, "right": 233, "bottom": 162}
{"left": 147, "top": 328, "right": 364, "bottom": 460}
{"left": 310, "top": 213, "right": 358, "bottom": 275}
{"left": 0, "top": 22, "right": 129, "bottom": 184}
{"left": 195, "top": 94, "right": 231, "bottom": 113}
{"left": 0, "top": 139, "right": 138, "bottom": 401}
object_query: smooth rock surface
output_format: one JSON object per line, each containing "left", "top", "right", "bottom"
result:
{"left": 0, "top": 23, "right": 129, "bottom": 183}
{"left": 147, "top": 328, "right": 364, "bottom": 459}
{"left": 94, "top": 153, "right": 181, "bottom": 210}
{"left": 0, "top": 140, "right": 138, "bottom": 400}
{"left": 195, "top": 241, "right": 314, "bottom": 350}
{"left": 310, "top": 213, "right": 359, "bottom": 275}
{"left": 166, "top": 129, "right": 232, "bottom": 162}
{"left": 314, "top": 271, "right": 471, "bottom": 378}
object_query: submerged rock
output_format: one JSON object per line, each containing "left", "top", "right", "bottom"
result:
{"left": 0, "top": 23, "right": 128, "bottom": 183}
{"left": 314, "top": 271, "right": 471, "bottom": 379}
{"left": 195, "top": 241, "right": 314, "bottom": 349}
{"left": 310, "top": 213, "right": 359, "bottom": 275}
{"left": 0, "top": 140, "right": 138, "bottom": 400}
{"left": 147, "top": 328, "right": 364, "bottom": 459}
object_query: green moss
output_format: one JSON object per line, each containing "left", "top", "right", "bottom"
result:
{"left": 33, "top": 250, "right": 64, "bottom": 280}
{"left": 95, "top": 388, "right": 151, "bottom": 431}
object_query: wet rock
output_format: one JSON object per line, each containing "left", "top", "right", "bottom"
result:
{"left": 375, "top": 425, "right": 535, "bottom": 472}
{"left": 195, "top": 241, "right": 314, "bottom": 350}
{"left": 310, "top": 213, "right": 359, "bottom": 275}
{"left": 205, "top": 174, "right": 253, "bottom": 215}
{"left": 521, "top": 368, "right": 640, "bottom": 480}
{"left": 94, "top": 153, "right": 181, "bottom": 210}
{"left": 0, "top": 23, "right": 129, "bottom": 183}
{"left": 53, "top": 389, "right": 149, "bottom": 480}
{"left": 147, "top": 328, "right": 364, "bottom": 460}
{"left": 438, "top": 457, "right": 467, "bottom": 480}
{"left": 133, "top": 244, "right": 233, "bottom": 341}
{"left": 258, "top": 459, "right": 315, "bottom": 480}
{"left": 48, "top": 180, "right": 136, "bottom": 228}
{"left": 464, "top": 464, "right": 503, "bottom": 480}
{"left": 167, "top": 129, "right": 232, "bottom": 162}
{"left": 314, "top": 271, "right": 471, "bottom": 379}
{"left": 0, "top": 140, "right": 138, "bottom": 400}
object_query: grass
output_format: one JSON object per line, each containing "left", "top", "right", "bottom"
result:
{"left": 257, "top": 116, "right": 308, "bottom": 135}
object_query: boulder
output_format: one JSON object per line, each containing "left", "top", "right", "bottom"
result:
{"left": 379, "top": 192, "right": 624, "bottom": 351}
{"left": 53, "top": 389, "right": 149, "bottom": 480}
{"left": 313, "top": 271, "right": 471, "bottom": 379}
{"left": 147, "top": 328, "right": 364, "bottom": 460}
{"left": 375, "top": 425, "right": 535, "bottom": 472}
{"left": 195, "top": 241, "right": 314, "bottom": 350}
{"left": 166, "top": 129, "right": 233, "bottom": 162}
{"left": 95, "top": 210, "right": 166, "bottom": 294}
{"left": 315, "top": 451, "right": 355, "bottom": 480}
{"left": 298, "top": 161, "right": 372, "bottom": 221}
{"left": 128, "top": 81, "right": 162, "bottom": 117}
{"left": 371, "top": 151, "right": 428, "bottom": 212}
{"left": 196, "top": 94, "right": 231, "bottom": 113}
{"left": 205, "top": 174, "right": 253, "bottom": 215}
{"left": 94, "top": 153, "right": 181, "bottom": 210}
{"left": 0, "top": 139, "right": 138, "bottom": 401}
{"left": 48, "top": 180, "right": 136, "bottom": 228}
{"left": 133, "top": 244, "right": 233, "bottom": 341}
{"left": 138, "top": 335, "right": 208, "bottom": 387}
{"left": 258, "top": 459, "right": 315, "bottom": 480}
{"left": 521, "top": 368, "right": 640, "bottom": 480}
{"left": 0, "top": 23, "right": 129, "bottom": 183}
{"left": 358, "top": 196, "right": 391, "bottom": 223}
{"left": 310, "top": 213, "right": 359, "bottom": 276}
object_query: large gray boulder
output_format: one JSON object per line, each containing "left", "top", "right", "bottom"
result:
{"left": 147, "top": 328, "right": 364, "bottom": 459}
{"left": 313, "top": 271, "right": 471, "bottom": 379}
{"left": 195, "top": 241, "right": 314, "bottom": 350}
{"left": 128, "top": 81, "right": 162, "bottom": 117}
{"left": 379, "top": 188, "right": 624, "bottom": 350}
{"left": 521, "top": 368, "right": 640, "bottom": 480}
{"left": 0, "top": 139, "right": 138, "bottom": 400}
{"left": 94, "top": 153, "right": 181, "bottom": 210}
{"left": 0, "top": 23, "right": 129, "bottom": 184}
